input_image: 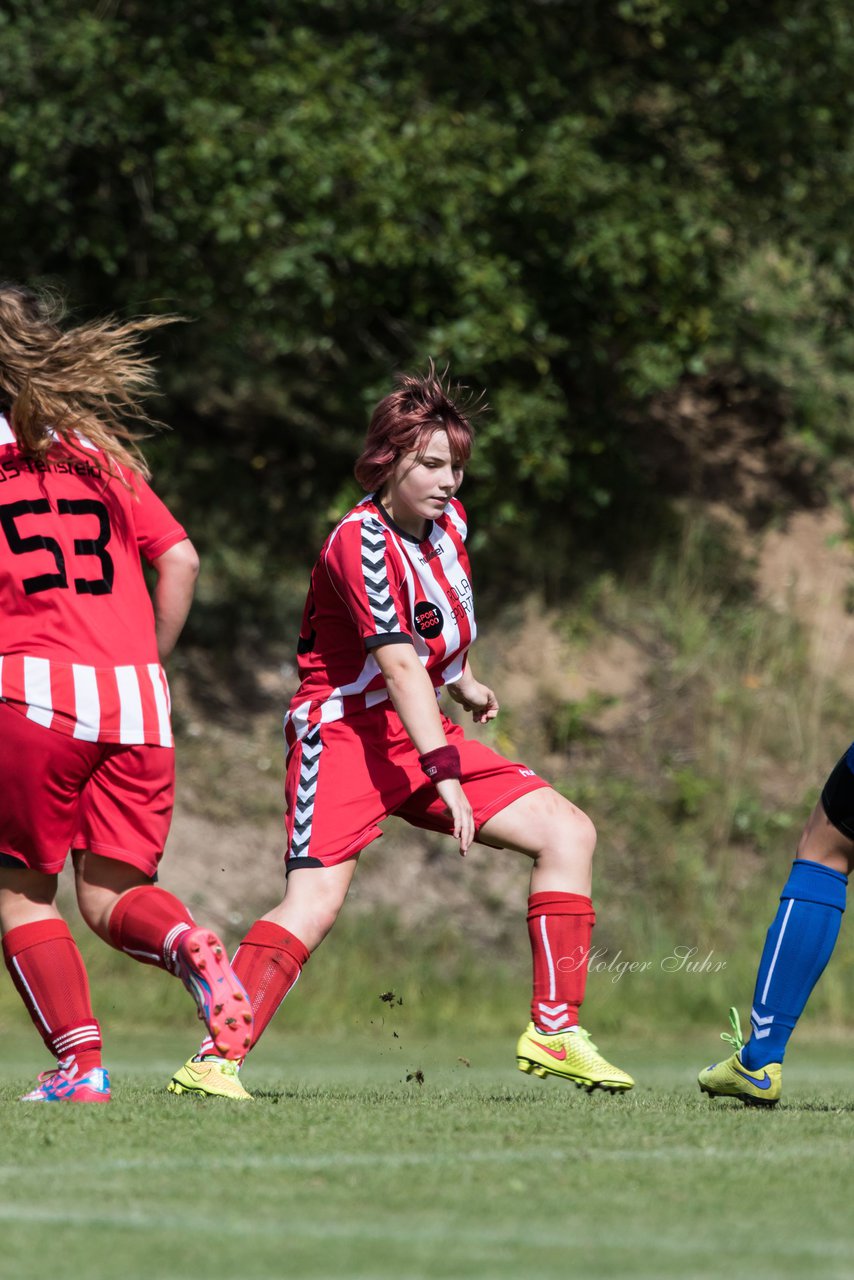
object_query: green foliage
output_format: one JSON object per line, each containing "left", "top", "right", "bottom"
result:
{"left": 719, "top": 242, "right": 854, "bottom": 452}
{"left": 2, "top": 1, "right": 854, "bottom": 622}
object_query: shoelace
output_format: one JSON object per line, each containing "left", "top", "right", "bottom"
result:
{"left": 35, "top": 1069, "right": 63, "bottom": 1085}
{"left": 719, "top": 1006, "right": 745, "bottom": 1052}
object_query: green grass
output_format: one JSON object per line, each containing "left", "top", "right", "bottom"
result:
{"left": 1, "top": 1029, "right": 852, "bottom": 1280}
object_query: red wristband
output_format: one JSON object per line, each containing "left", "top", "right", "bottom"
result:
{"left": 419, "top": 745, "right": 461, "bottom": 783}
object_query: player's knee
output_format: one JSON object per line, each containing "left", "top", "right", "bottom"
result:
{"left": 570, "top": 805, "right": 597, "bottom": 858}
{"left": 536, "top": 789, "right": 597, "bottom": 863}
{"left": 75, "top": 883, "right": 114, "bottom": 941}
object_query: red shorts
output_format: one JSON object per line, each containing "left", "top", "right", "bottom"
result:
{"left": 284, "top": 705, "right": 549, "bottom": 868}
{"left": 0, "top": 700, "right": 174, "bottom": 877}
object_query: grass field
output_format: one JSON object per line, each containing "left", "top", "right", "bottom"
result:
{"left": 1, "top": 1027, "right": 852, "bottom": 1280}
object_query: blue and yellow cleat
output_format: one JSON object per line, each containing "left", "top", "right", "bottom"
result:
{"left": 698, "top": 1008, "right": 782, "bottom": 1107}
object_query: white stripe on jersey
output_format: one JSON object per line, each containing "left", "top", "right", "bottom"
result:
{"left": 72, "top": 664, "right": 101, "bottom": 741}
{"left": 148, "top": 664, "right": 172, "bottom": 747}
{"left": 23, "top": 656, "right": 54, "bottom": 729}
{"left": 0, "top": 415, "right": 15, "bottom": 446}
{"left": 115, "top": 665, "right": 145, "bottom": 744}
{"left": 444, "top": 500, "right": 468, "bottom": 540}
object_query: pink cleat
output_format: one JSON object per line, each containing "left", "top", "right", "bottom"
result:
{"left": 21, "top": 1066, "right": 111, "bottom": 1103}
{"left": 175, "top": 928, "right": 253, "bottom": 1061}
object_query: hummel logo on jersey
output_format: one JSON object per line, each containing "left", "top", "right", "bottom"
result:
{"left": 418, "top": 543, "right": 445, "bottom": 564}
{"left": 531, "top": 1039, "right": 568, "bottom": 1061}
{"left": 733, "top": 1065, "right": 773, "bottom": 1090}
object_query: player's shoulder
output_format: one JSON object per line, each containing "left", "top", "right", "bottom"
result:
{"left": 323, "top": 497, "right": 385, "bottom": 554}
{"left": 441, "top": 496, "right": 468, "bottom": 539}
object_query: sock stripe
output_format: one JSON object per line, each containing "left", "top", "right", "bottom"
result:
{"left": 54, "top": 1024, "right": 100, "bottom": 1047}
{"left": 11, "top": 957, "right": 51, "bottom": 1034}
{"left": 760, "top": 897, "right": 794, "bottom": 1005}
{"left": 539, "top": 916, "right": 556, "bottom": 1001}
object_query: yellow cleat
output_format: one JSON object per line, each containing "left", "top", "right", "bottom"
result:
{"left": 698, "top": 1053, "right": 781, "bottom": 1107}
{"left": 516, "top": 1022, "right": 635, "bottom": 1093}
{"left": 698, "top": 1009, "right": 781, "bottom": 1107}
{"left": 167, "top": 1056, "right": 253, "bottom": 1101}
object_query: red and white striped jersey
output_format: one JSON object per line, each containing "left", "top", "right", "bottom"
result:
{"left": 0, "top": 416, "right": 187, "bottom": 745}
{"left": 286, "top": 495, "right": 476, "bottom": 744}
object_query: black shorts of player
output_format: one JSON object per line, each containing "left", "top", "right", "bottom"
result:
{"left": 820, "top": 750, "right": 854, "bottom": 841}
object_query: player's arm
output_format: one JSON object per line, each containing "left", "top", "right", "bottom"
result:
{"left": 373, "top": 642, "right": 474, "bottom": 856}
{"left": 150, "top": 537, "right": 200, "bottom": 662}
{"left": 446, "top": 659, "right": 499, "bottom": 724}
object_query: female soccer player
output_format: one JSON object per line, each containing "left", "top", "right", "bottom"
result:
{"left": 0, "top": 283, "right": 252, "bottom": 1102}
{"left": 698, "top": 756, "right": 850, "bottom": 1106}
{"left": 170, "top": 364, "right": 633, "bottom": 1100}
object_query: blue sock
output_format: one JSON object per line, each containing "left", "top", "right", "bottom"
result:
{"left": 740, "top": 859, "right": 846, "bottom": 1070}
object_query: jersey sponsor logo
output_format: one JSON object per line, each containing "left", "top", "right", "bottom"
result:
{"left": 413, "top": 600, "right": 444, "bottom": 638}
{"left": 447, "top": 577, "right": 473, "bottom": 623}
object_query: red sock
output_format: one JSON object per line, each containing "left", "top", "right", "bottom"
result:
{"left": 527, "top": 891, "right": 595, "bottom": 1033}
{"left": 198, "top": 920, "right": 310, "bottom": 1057}
{"left": 108, "top": 885, "right": 194, "bottom": 973}
{"left": 2, "top": 920, "right": 102, "bottom": 1074}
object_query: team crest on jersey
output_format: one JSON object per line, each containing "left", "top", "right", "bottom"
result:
{"left": 413, "top": 600, "right": 444, "bottom": 638}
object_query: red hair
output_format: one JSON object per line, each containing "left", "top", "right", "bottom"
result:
{"left": 354, "top": 362, "right": 481, "bottom": 493}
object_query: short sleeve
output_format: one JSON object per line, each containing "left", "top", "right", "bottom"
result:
{"left": 129, "top": 475, "right": 189, "bottom": 562}
{"left": 324, "top": 516, "right": 412, "bottom": 650}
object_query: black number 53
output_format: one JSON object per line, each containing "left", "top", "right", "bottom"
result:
{"left": 0, "top": 498, "right": 115, "bottom": 596}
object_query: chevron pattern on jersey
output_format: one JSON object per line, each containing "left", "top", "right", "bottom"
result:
{"left": 289, "top": 726, "right": 322, "bottom": 859}
{"left": 361, "top": 519, "right": 399, "bottom": 633}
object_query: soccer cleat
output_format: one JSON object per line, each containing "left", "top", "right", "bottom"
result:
{"left": 698, "top": 1007, "right": 782, "bottom": 1107}
{"left": 20, "top": 1066, "right": 111, "bottom": 1103}
{"left": 516, "top": 1022, "right": 635, "bottom": 1093}
{"left": 175, "top": 927, "right": 254, "bottom": 1061}
{"left": 168, "top": 1056, "right": 253, "bottom": 1101}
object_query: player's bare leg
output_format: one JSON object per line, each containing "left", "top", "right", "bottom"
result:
{"left": 261, "top": 857, "right": 357, "bottom": 951}
{"left": 479, "top": 788, "right": 634, "bottom": 1093}
{"left": 796, "top": 801, "right": 854, "bottom": 874}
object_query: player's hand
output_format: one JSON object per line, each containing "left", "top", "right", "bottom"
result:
{"left": 447, "top": 678, "right": 499, "bottom": 724}
{"left": 436, "top": 778, "right": 475, "bottom": 856}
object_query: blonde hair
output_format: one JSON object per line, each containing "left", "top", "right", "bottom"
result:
{"left": 0, "top": 283, "right": 181, "bottom": 479}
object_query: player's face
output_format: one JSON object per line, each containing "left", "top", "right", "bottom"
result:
{"left": 381, "top": 428, "right": 464, "bottom": 538}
